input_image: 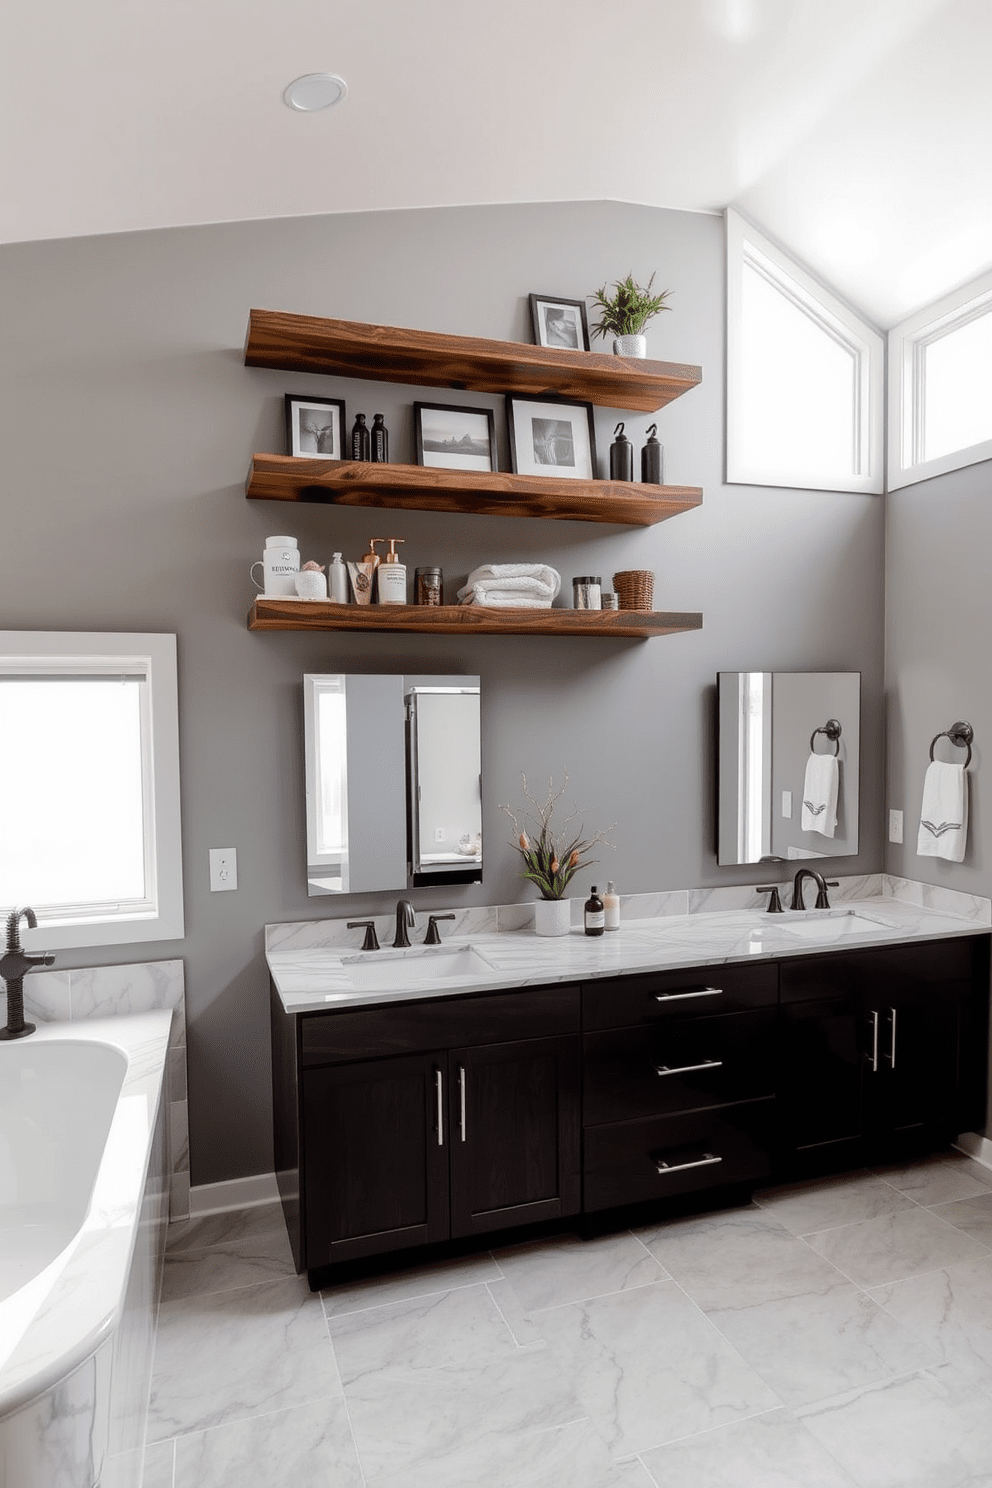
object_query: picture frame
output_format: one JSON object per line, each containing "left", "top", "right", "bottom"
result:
{"left": 284, "top": 394, "right": 346, "bottom": 459}
{"left": 413, "top": 401, "right": 498, "bottom": 473}
{"left": 505, "top": 395, "right": 597, "bottom": 481}
{"left": 529, "top": 294, "right": 590, "bottom": 352}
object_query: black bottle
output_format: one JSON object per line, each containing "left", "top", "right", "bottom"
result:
{"left": 609, "top": 422, "right": 633, "bottom": 482}
{"left": 371, "top": 413, "right": 389, "bottom": 463}
{"left": 350, "top": 413, "right": 370, "bottom": 462}
{"left": 641, "top": 423, "right": 664, "bottom": 484}
{"left": 584, "top": 886, "right": 605, "bottom": 937}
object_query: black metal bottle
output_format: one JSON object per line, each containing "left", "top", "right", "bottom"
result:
{"left": 641, "top": 423, "right": 664, "bottom": 484}
{"left": 370, "top": 413, "right": 389, "bottom": 463}
{"left": 609, "top": 422, "right": 633, "bottom": 481}
{"left": 350, "top": 413, "right": 370, "bottom": 462}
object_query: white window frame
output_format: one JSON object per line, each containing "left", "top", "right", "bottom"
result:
{"left": 726, "top": 210, "right": 884, "bottom": 494}
{"left": 887, "top": 266, "right": 992, "bottom": 490}
{"left": 0, "top": 631, "right": 184, "bottom": 949}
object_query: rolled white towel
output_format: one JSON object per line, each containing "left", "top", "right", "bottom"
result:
{"left": 457, "top": 564, "right": 561, "bottom": 606}
{"left": 801, "top": 753, "right": 839, "bottom": 838}
{"left": 463, "top": 587, "right": 553, "bottom": 608}
{"left": 917, "top": 761, "right": 968, "bottom": 862}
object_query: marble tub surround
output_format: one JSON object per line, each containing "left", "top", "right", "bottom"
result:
{"left": 18, "top": 959, "right": 189, "bottom": 1221}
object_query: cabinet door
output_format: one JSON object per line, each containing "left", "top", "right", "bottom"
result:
{"left": 447, "top": 1036, "right": 581, "bottom": 1238}
{"left": 302, "top": 1053, "right": 450, "bottom": 1267}
{"left": 865, "top": 988, "right": 960, "bottom": 1147}
{"left": 778, "top": 995, "right": 866, "bottom": 1165}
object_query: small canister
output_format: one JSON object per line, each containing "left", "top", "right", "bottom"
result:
{"left": 415, "top": 566, "right": 444, "bottom": 606}
{"left": 601, "top": 591, "right": 619, "bottom": 610}
{"left": 572, "top": 576, "right": 602, "bottom": 610}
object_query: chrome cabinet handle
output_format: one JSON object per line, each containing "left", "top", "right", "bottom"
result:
{"left": 653, "top": 987, "right": 722, "bottom": 1003}
{"left": 867, "top": 1009, "right": 879, "bottom": 1073}
{"left": 435, "top": 1067, "right": 444, "bottom": 1147}
{"left": 653, "top": 1152, "right": 722, "bottom": 1175}
{"left": 458, "top": 1064, "right": 467, "bottom": 1142}
{"left": 654, "top": 1059, "right": 723, "bottom": 1077}
{"left": 885, "top": 1007, "right": 897, "bottom": 1069}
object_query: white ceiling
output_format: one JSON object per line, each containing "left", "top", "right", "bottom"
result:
{"left": 3, "top": 0, "right": 990, "bottom": 327}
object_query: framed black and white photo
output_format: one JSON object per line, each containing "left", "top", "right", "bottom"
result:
{"left": 506, "top": 395, "right": 597, "bottom": 481}
{"left": 529, "top": 294, "right": 590, "bottom": 352}
{"left": 284, "top": 394, "right": 346, "bottom": 459}
{"left": 413, "top": 401, "right": 498, "bottom": 472}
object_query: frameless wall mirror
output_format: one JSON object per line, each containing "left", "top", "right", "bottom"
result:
{"left": 717, "top": 671, "right": 860, "bottom": 866}
{"left": 304, "top": 673, "right": 482, "bottom": 895}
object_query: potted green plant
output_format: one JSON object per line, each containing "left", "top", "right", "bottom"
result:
{"left": 588, "top": 272, "right": 671, "bottom": 358}
{"left": 501, "top": 771, "right": 614, "bottom": 937}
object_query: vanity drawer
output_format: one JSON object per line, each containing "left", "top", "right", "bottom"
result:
{"left": 300, "top": 985, "right": 580, "bottom": 1065}
{"left": 583, "top": 1008, "right": 777, "bottom": 1125}
{"left": 583, "top": 963, "right": 777, "bottom": 1033}
{"left": 583, "top": 1098, "right": 775, "bottom": 1212}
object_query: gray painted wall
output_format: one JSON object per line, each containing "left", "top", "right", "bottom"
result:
{"left": 0, "top": 200, "right": 885, "bottom": 1183}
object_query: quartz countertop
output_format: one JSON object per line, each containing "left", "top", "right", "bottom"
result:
{"left": 267, "top": 895, "right": 992, "bottom": 1015}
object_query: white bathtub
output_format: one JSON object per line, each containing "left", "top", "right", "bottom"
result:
{"left": 0, "top": 1012, "right": 172, "bottom": 1488}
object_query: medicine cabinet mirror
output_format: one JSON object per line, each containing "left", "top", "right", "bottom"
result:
{"left": 716, "top": 671, "right": 860, "bottom": 866}
{"left": 303, "top": 673, "right": 482, "bottom": 895}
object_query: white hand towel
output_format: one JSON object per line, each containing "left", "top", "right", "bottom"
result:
{"left": 801, "top": 753, "right": 839, "bottom": 837}
{"left": 917, "top": 761, "right": 968, "bottom": 862}
{"left": 462, "top": 587, "right": 553, "bottom": 609}
{"left": 457, "top": 564, "right": 561, "bottom": 607}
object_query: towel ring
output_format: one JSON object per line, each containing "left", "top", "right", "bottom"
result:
{"left": 929, "top": 720, "right": 973, "bottom": 768}
{"left": 810, "top": 719, "right": 842, "bottom": 756}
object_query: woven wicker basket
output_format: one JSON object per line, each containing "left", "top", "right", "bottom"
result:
{"left": 613, "top": 569, "right": 654, "bottom": 610}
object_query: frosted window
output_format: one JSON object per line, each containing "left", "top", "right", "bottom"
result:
{"left": 739, "top": 260, "right": 858, "bottom": 483}
{"left": 923, "top": 310, "right": 992, "bottom": 461}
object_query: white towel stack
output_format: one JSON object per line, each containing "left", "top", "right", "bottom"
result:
{"left": 457, "top": 564, "right": 561, "bottom": 608}
{"left": 801, "top": 753, "right": 839, "bottom": 837}
{"left": 917, "top": 761, "right": 968, "bottom": 862}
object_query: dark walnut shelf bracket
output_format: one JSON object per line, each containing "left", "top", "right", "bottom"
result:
{"left": 248, "top": 600, "right": 703, "bottom": 640}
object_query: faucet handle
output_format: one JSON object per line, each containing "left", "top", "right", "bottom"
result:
{"left": 757, "top": 886, "right": 784, "bottom": 914}
{"left": 815, "top": 881, "right": 840, "bottom": 910}
{"left": 347, "top": 920, "right": 380, "bottom": 951}
{"left": 424, "top": 914, "right": 456, "bottom": 946}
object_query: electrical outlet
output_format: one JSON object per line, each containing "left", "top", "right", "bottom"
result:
{"left": 209, "top": 847, "right": 238, "bottom": 891}
{"left": 781, "top": 790, "right": 793, "bottom": 819}
{"left": 434, "top": 827, "right": 445, "bottom": 842}
{"left": 888, "top": 810, "right": 903, "bottom": 844}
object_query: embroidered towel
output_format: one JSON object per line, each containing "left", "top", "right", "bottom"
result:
{"left": 457, "top": 564, "right": 561, "bottom": 607}
{"left": 801, "top": 753, "right": 839, "bottom": 837}
{"left": 917, "top": 760, "right": 968, "bottom": 862}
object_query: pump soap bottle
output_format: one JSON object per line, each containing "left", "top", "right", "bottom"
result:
{"left": 603, "top": 881, "right": 620, "bottom": 931}
{"left": 347, "top": 539, "right": 382, "bottom": 604}
{"left": 328, "top": 552, "right": 349, "bottom": 604}
{"left": 377, "top": 539, "right": 407, "bottom": 604}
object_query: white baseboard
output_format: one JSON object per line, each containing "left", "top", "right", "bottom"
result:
{"left": 189, "top": 1172, "right": 280, "bottom": 1217}
{"left": 953, "top": 1132, "right": 992, "bottom": 1171}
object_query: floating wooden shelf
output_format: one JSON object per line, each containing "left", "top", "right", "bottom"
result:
{"left": 248, "top": 600, "right": 703, "bottom": 640}
{"left": 244, "top": 310, "right": 702, "bottom": 413}
{"left": 246, "top": 454, "right": 702, "bottom": 528}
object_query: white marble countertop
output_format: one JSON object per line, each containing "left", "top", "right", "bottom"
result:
{"left": 268, "top": 894, "right": 992, "bottom": 1015}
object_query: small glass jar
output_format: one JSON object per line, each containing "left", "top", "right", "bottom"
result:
{"left": 415, "top": 566, "right": 443, "bottom": 606}
{"left": 601, "top": 592, "right": 619, "bottom": 610}
{"left": 572, "top": 576, "right": 602, "bottom": 610}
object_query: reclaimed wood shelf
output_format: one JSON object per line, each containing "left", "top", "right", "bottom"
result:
{"left": 246, "top": 454, "right": 702, "bottom": 528}
{"left": 248, "top": 600, "right": 703, "bottom": 640}
{"left": 244, "top": 310, "right": 702, "bottom": 413}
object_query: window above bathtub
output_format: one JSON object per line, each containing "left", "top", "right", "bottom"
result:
{"left": 0, "top": 632, "right": 184, "bottom": 949}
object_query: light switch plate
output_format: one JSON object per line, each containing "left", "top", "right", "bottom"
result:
{"left": 209, "top": 848, "right": 238, "bottom": 891}
{"left": 781, "top": 790, "right": 792, "bottom": 818}
{"left": 888, "top": 810, "right": 903, "bottom": 844}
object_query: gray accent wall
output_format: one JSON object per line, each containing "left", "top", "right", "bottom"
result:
{"left": 0, "top": 201, "right": 885, "bottom": 1183}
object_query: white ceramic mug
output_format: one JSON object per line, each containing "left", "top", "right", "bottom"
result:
{"left": 251, "top": 536, "right": 299, "bottom": 597}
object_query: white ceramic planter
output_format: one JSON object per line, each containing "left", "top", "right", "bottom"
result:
{"left": 613, "top": 334, "right": 648, "bottom": 358}
{"left": 533, "top": 898, "right": 571, "bottom": 937}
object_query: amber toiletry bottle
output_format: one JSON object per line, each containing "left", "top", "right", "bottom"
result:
{"left": 584, "top": 886, "right": 605, "bottom": 937}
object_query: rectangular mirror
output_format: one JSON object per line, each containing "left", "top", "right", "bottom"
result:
{"left": 303, "top": 673, "right": 482, "bottom": 895}
{"left": 717, "top": 671, "right": 860, "bottom": 865}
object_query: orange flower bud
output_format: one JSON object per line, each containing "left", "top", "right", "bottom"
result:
{"left": 569, "top": 849, "right": 580, "bottom": 867}
{"left": 550, "top": 857, "right": 559, "bottom": 873}
{"left": 519, "top": 832, "right": 529, "bottom": 850}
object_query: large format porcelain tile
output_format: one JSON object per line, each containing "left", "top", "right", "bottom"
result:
{"left": 363, "top": 1417, "right": 647, "bottom": 1488}
{"left": 870, "top": 1153, "right": 992, "bottom": 1206}
{"left": 867, "top": 1254, "right": 992, "bottom": 1389}
{"left": 752, "top": 1172, "right": 915, "bottom": 1236}
{"left": 929, "top": 1191, "right": 992, "bottom": 1248}
{"left": 140, "top": 1439, "right": 175, "bottom": 1488}
{"left": 329, "top": 1284, "right": 582, "bottom": 1481}
{"left": 166, "top": 1203, "right": 288, "bottom": 1255}
{"left": 639, "top": 1407, "right": 860, "bottom": 1487}
{"left": 492, "top": 1231, "right": 667, "bottom": 1314}
{"left": 804, "top": 1206, "right": 990, "bottom": 1288}
{"left": 321, "top": 1250, "right": 502, "bottom": 1318}
{"left": 161, "top": 1222, "right": 297, "bottom": 1302}
{"left": 636, "top": 1205, "right": 844, "bottom": 1310}
{"left": 535, "top": 1281, "right": 780, "bottom": 1456}
{"left": 148, "top": 1276, "right": 341, "bottom": 1439}
{"left": 797, "top": 1365, "right": 992, "bottom": 1488}
{"left": 707, "top": 1280, "right": 939, "bottom": 1408}
{"left": 173, "top": 1397, "right": 363, "bottom": 1488}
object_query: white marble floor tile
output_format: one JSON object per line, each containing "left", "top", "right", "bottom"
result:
{"left": 535, "top": 1281, "right": 780, "bottom": 1457}
{"left": 797, "top": 1364, "right": 992, "bottom": 1488}
{"left": 166, "top": 1203, "right": 288, "bottom": 1256}
{"left": 487, "top": 1276, "right": 547, "bottom": 1346}
{"left": 636, "top": 1205, "right": 844, "bottom": 1310}
{"left": 639, "top": 1407, "right": 860, "bottom": 1487}
{"left": 140, "top": 1438, "right": 175, "bottom": 1488}
{"left": 320, "top": 1249, "right": 502, "bottom": 1318}
{"left": 330, "top": 1284, "right": 582, "bottom": 1481}
{"left": 870, "top": 1153, "right": 992, "bottom": 1206}
{"left": 172, "top": 1397, "right": 363, "bottom": 1488}
{"left": 929, "top": 1191, "right": 992, "bottom": 1248}
{"left": 706, "top": 1279, "right": 939, "bottom": 1408}
{"left": 867, "top": 1254, "right": 992, "bottom": 1390}
{"left": 161, "top": 1223, "right": 297, "bottom": 1302}
{"left": 148, "top": 1276, "right": 342, "bottom": 1440}
{"left": 752, "top": 1172, "right": 915, "bottom": 1236}
{"left": 805, "top": 1206, "right": 991, "bottom": 1288}
{"left": 363, "top": 1417, "right": 643, "bottom": 1488}
{"left": 491, "top": 1230, "right": 667, "bottom": 1313}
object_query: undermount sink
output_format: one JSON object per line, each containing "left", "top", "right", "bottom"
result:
{"left": 756, "top": 912, "right": 893, "bottom": 944}
{"left": 341, "top": 945, "right": 495, "bottom": 991}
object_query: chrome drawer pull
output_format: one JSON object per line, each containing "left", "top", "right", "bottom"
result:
{"left": 654, "top": 1058, "right": 723, "bottom": 1077}
{"left": 653, "top": 987, "right": 722, "bottom": 1003}
{"left": 435, "top": 1067, "right": 444, "bottom": 1147}
{"left": 653, "top": 1152, "right": 723, "bottom": 1175}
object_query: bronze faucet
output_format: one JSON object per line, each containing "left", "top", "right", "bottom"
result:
{"left": 0, "top": 907, "right": 55, "bottom": 1041}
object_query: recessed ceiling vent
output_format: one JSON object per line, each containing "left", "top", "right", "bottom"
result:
{"left": 282, "top": 73, "right": 348, "bottom": 112}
